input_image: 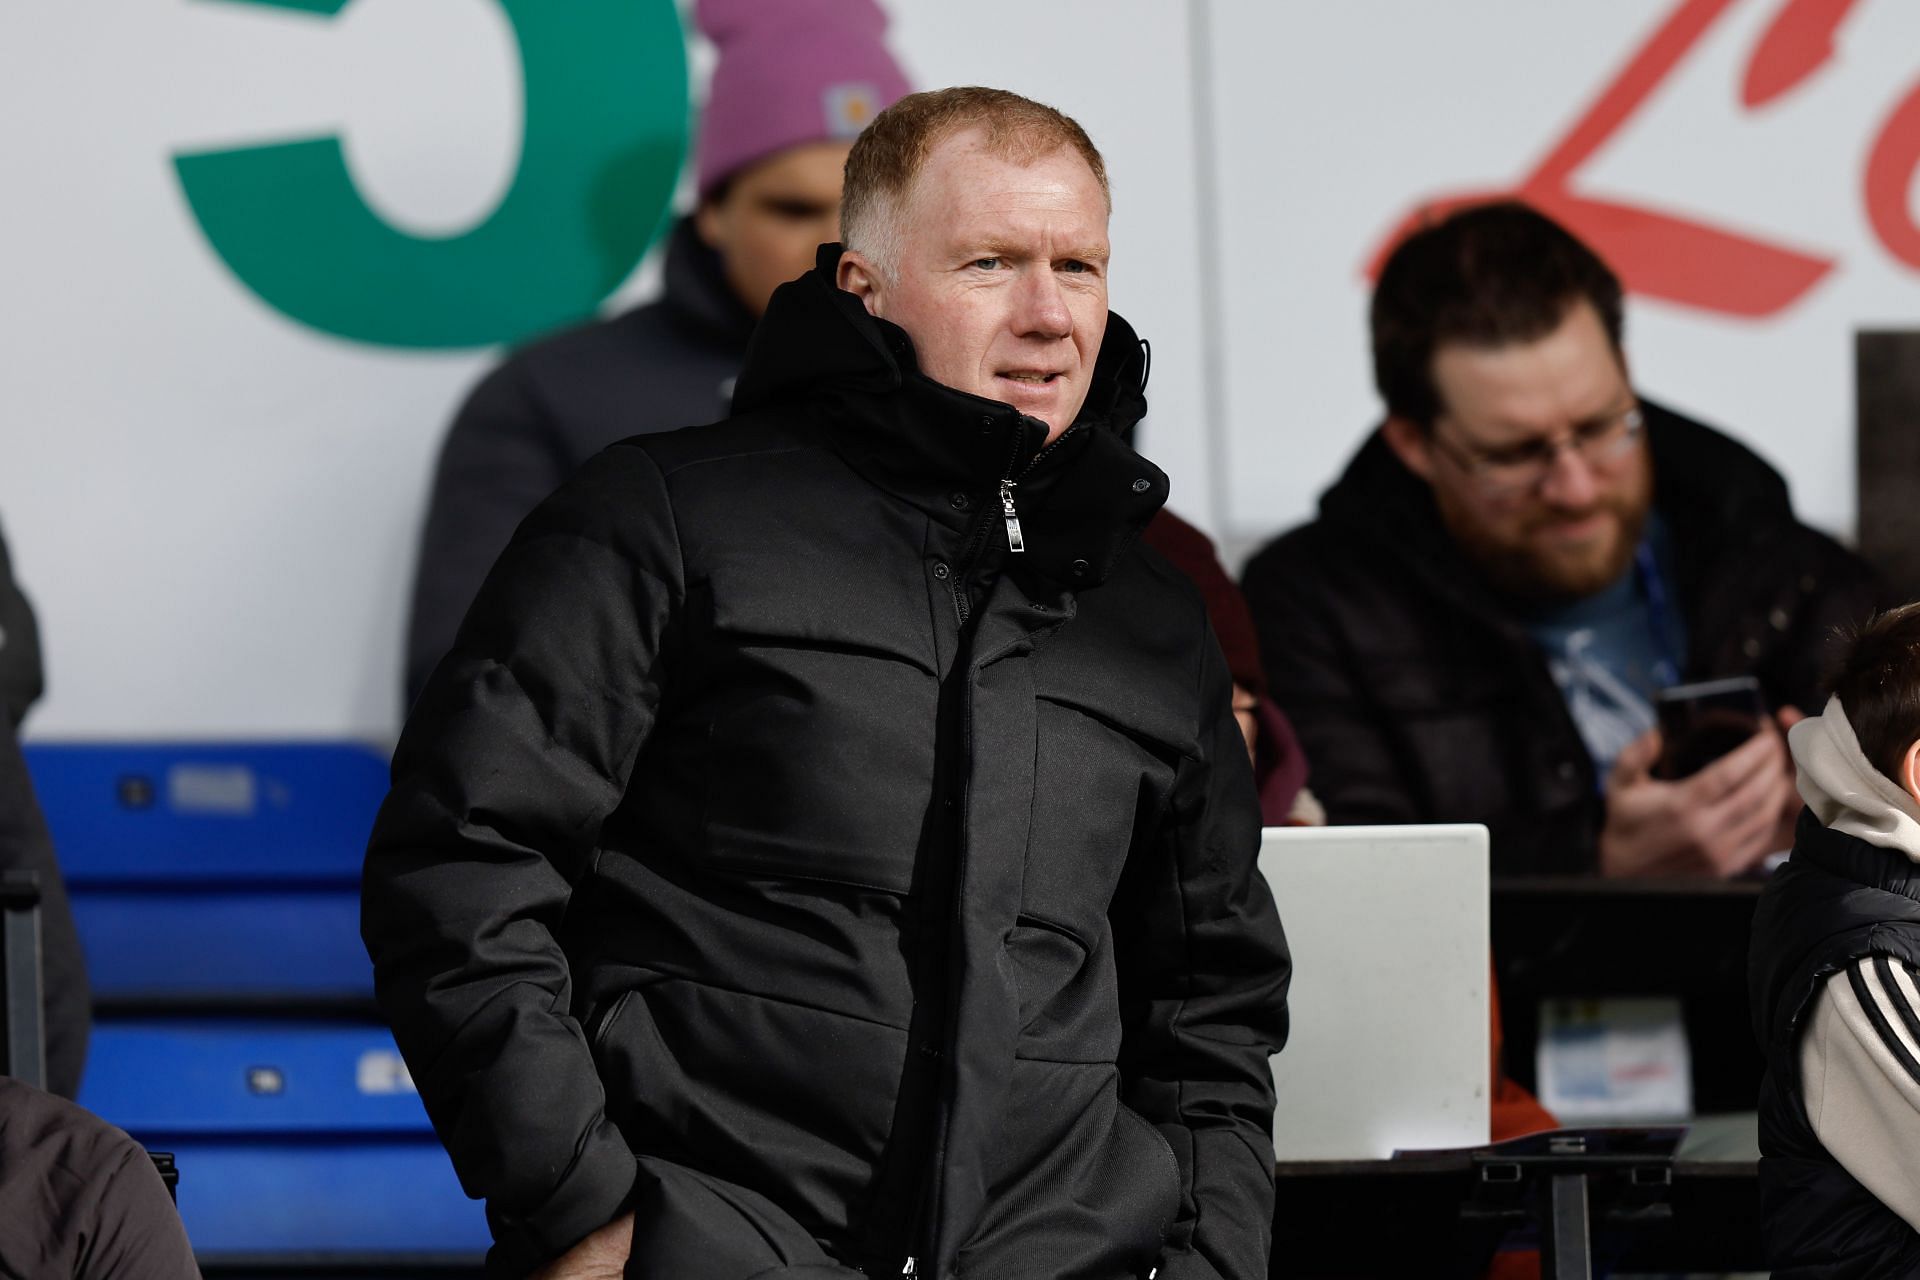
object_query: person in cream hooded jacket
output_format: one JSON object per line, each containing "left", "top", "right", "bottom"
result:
{"left": 1751, "top": 601, "right": 1920, "bottom": 1277}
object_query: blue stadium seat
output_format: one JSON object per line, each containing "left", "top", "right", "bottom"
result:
{"left": 25, "top": 741, "right": 490, "bottom": 1263}
{"left": 28, "top": 742, "right": 385, "bottom": 999}
{"left": 79, "top": 1019, "right": 484, "bottom": 1255}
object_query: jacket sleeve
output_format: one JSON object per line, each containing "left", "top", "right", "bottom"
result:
{"left": 365, "top": 445, "right": 682, "bottom": 1273}
{"left": 0, "top": 728, "right": 91, "bottom": 1098}
{"left": 84, "top": 1138, "right": 203, "bottom": 1280}
{"left": 404, "top": 358, "right": 576, "bottom": 711}
{"left": 1241, "top": 542, "right": 1421, "bottom": 825}
{"left": 1797, "top": 956, "right": 1920, "bottom": 1237}
{"left": 1112, "top": 629, "right": 1291, "bottom": 1280}
{"left": 0, "top": 525, "right": 87, "bottom": 1098}
{"left": 0, "top": 520, "right": 43, "bottom": 730}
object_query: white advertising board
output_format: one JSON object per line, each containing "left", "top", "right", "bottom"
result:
{"left": 1, "top": 0, "right": 1915, "bottom": 739}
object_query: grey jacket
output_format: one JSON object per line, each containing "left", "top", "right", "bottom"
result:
{"left": 404, "top": 218, "right": 756, "bottom": 706}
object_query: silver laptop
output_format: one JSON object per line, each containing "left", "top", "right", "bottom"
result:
{"left": 1260, "top": 824, "right": 1490, "bottom": 1160}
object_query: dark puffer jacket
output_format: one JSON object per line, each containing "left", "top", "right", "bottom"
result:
{"left": 404, "top": 217, "right": 756, "bottom": 707}
{"left": 363, "top": 247, "right": 1291, "bottom": 1280}
{"left": 1241, "top": 407, "right": 1877, "bottom": 875}
{"left": 1751, "top": 815, "right": 1920, "bottom": 1276}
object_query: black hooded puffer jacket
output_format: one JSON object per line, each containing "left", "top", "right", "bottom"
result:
{"left": 363, "top": 246, "right": 1291, "bottom": 1280}
{"left": 1752, "top": 815, "right": 1920, "bottom": 1277}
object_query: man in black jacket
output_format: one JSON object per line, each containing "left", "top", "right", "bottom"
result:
{"left": 403, "top": 0, "right": 910, "bottom": 708}
{"left": 364, "top": 88, "right": 1290, "bottom": 1280}
{"left": 1243, "top": 201, "right": 1876, "bottom": 878}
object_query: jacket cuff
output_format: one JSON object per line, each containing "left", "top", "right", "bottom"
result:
{"left": 485, "top": 1119, "right": 636, "bottom": 1275}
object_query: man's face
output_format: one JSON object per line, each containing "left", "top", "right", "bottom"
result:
{"left": 697, "top": 139, "right": 853, "bottom": 318}
{"left": 838, "top": 128, "right": 1110, "bottom": 442}
{"left": 1386, "top": 300, "right": 1653, "bottom": 601}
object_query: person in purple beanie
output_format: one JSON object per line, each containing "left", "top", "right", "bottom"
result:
{"left": 404, "top": 0, "right": 911, "bottom": 708}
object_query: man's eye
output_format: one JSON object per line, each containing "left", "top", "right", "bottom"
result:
{"left": 971, "top": 257, "right": 1001, "bottom": 270}
{"left": 1060, "top": 260, "right": 1091, "bottom": 274}
{"left": 1487, "top": 444, "right": 1550, "bottom": 470}
{"left": 762, "top": 199, "right": 829, "bottom": 220}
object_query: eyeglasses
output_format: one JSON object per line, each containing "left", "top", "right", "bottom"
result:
{"left": 1431, "top": 405, "right": 1645, "bottom": 496}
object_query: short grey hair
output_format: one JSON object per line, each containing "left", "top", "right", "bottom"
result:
{"left": 840, "top": 86, "right": 1110, "bottom": 282}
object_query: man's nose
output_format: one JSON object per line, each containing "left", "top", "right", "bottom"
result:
{"left": 1537, "top": 439, "right": 1602, "bottom": 509}
{"left": 1012, "top": 268, "right": 1072, "bottom": 339}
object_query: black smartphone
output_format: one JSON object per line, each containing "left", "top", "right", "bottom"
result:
{"left": 1654, "top": 675, "right": 1768, "bottom": 780}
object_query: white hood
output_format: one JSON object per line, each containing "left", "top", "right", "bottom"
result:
{"left": 1791, "top": 695, "right": 1920, "bottom": 863}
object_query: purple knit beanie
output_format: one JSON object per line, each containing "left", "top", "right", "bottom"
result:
{"left": 694, "top": 0, "right": 912, "bottom": 200}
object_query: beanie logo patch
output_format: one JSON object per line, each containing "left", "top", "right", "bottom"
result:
{"left": 824, "top": 84, "right": 881, "bottom": 138}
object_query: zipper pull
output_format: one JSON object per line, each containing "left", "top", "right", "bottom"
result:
{"left": 901, "top": 1258, "right": 917, "bottom": 1276}
{"left": 999, "top": 480, "right": 1025, "bottom": 553}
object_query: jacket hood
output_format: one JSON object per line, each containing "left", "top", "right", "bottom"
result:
{"left": 730, "top": 245, "right": 1165, "bottom": 593}
{"left": 658, "top": 215, "right": 758, "bottom": 346}
{"left": 1792, "top": 696, "right": 1920, "bottom": 862}
{"left": 734, "top": 243, "right": 1151, "bottom": 444}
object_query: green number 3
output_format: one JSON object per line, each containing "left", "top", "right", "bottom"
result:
{"left": 175, "top": 0, "right": 688, "bottom": 349}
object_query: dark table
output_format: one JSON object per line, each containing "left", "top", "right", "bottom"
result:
{"left": 1267, "top": 876, "right": 1773, "bottom": 1276}
{"left": 1491, "top": 875, "right": 1766, "bottom": 1114}
{"left": 1271, "top": 1125, "right": 1762, "bottom": 1278}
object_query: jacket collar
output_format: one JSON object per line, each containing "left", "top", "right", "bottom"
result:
{"left": 1790, "top": 810, "right": 1920, "bottom": 903}
{"left": 1751, "top": 812, "right": 1920, "bottom": 1053}
{"left": 657, "top": 216, "right": 759, "bottom": 347}
{"left": 732, "top": 244, "right": 1166, "bottom": 589}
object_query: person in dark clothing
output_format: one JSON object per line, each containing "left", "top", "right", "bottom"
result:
{"left": 0, "top": 525, "right": 44, "bottom": 728}
{"left": 404, "top": 0, "right": 910, "bottom": 706}
{"left": 363, "top": 89, "right": 1289, "bottom": 1280}
{"left": 0, "top": 1075, "right": 199, "bottom": 1278}
{"left": 1242, "top": 201, "right": 1876, "bottom": 878}
{"left": 1139, "top": 510, "right": 1316, "bottom": 825}
{"left": 0, "top": 520, "right": 89, "bottom": 1099}
{"left": 1752, "top": 602, "right": 1920, "bottom": 1275}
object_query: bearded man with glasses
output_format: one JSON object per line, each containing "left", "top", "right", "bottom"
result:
{"left": 1243, "top": 201, "right": 1877, "bottom": 879}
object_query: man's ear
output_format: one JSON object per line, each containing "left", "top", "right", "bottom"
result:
{"left": 836, "top": 250, "right": 884, "bottom": 317}
{"left": 1381, "top": 414, "right": 1436, "bottom": 483}
{"left": 1900, "top": 739, "right": 1920, "bottom": 809}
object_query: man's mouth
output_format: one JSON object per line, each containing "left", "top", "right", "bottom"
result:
{"left": 1534, "top": 511, "right": 1613, "bottom": 541}
{"left": 998, "top": 371, "right": 1061, "bottom": 385}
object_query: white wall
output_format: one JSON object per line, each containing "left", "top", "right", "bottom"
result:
{"left": 1206, "top": 0, "right": 1920, "bottom": 561}
{"left": 3, "top": 0, "right": 1915, "bottom": 741}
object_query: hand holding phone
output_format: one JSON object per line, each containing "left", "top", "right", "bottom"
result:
{"left": 1602, "top": 678, "right": 1803, "bottom": 878}
{"left": 1653, "top": 676, "right": 1769, "bottom": 781}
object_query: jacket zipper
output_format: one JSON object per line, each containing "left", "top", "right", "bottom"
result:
{"left": 1000, "top": 422, "right": 1082, "bottom": 547}
{"left": 999, "top": 479, "right": 1024, "bottom": 553}
{"left": 911, "top": 418, "right": 1083, "bottom": 1270}
{"left": 947, "top": 428, "right": 1028, "bottom": 625}
{"left": 949, "top": 421, "right": 1083, "bottom": 622}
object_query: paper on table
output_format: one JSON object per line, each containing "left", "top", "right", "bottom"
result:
{"left": 1536, "top": 996, "right": 1693, "bottom": 1124}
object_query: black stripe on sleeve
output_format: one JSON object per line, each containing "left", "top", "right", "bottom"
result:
{"left": 1874, "top": 955, "right": 1920, "bottom": 1052}
{"left": 1849, "top": 957, "right": 1920, "bottom": 1091}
